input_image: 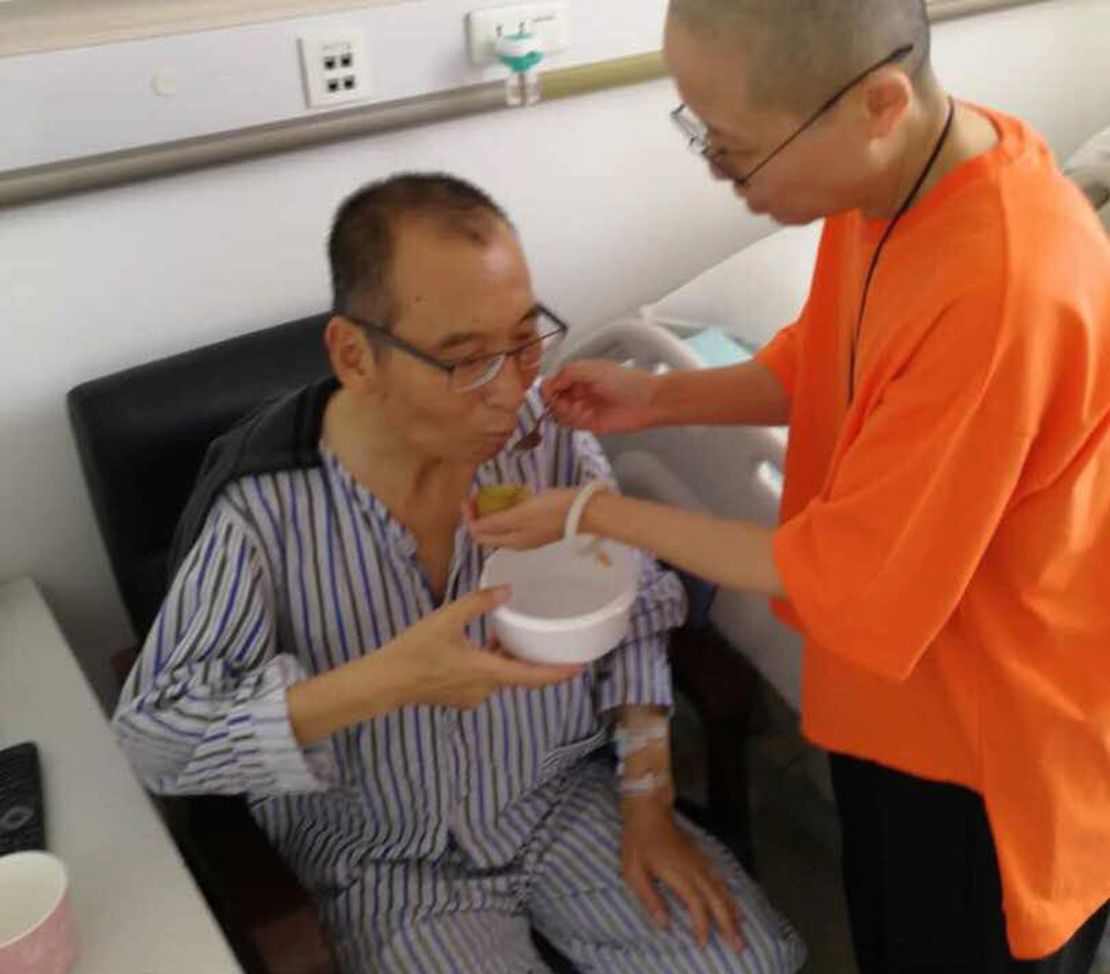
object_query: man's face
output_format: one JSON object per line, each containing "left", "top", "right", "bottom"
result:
{"left": 663, "top": 14, "right": 881, "bottom": 226}
{"left": 357, "top": 215, "right": 542, "bottom": 463}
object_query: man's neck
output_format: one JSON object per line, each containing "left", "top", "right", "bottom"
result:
{"left": 322, "top": 388, "right": 476, "bottom": 516}
{"left": 864, "top": 92, "right": 999, "bottom": 221}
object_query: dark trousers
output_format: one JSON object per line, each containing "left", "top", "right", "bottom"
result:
{"left": 830, "top": 754, "right": 1109, "bottom": 974}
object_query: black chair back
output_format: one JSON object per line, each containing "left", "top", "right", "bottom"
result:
{"left": 68, "top": 314, "right": 331, "bottom": 659}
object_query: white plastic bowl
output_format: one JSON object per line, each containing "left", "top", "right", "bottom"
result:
{"left": 480, "top": 537, "right": 639, "bottom": 664}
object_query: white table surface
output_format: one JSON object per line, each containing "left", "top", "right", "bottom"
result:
{"left": 0, "top": 577, "right": 242, "bottom": 973}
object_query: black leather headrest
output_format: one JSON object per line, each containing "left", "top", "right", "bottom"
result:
{"left": 68, "top": 314, "right": 332, "bottom": 638}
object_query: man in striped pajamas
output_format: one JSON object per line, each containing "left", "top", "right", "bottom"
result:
{"left": 112, "top": 174, "right": 805, "bottom": 974}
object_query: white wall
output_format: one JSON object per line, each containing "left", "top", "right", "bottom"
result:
{"left": 0, "top": 0, "right": 672, "bottom": 170}
{"left": 2, "top": 0, "right": 1109, "bottom": 708}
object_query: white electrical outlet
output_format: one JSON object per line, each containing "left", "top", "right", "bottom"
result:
{"left": 466, "top": 3, "right": 570, "bottom": 67}
{"left": 298, "top": 29, "right": 371, "bottom": 109}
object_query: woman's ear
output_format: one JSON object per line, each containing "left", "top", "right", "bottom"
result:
{"left": 860, "top": 68, "right": 914, "bottom": 139}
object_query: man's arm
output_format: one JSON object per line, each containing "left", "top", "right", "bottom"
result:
{"left": 286, "top": 652, "right": 413, "bottom": 746}
{"left": 614, "top": 704, "right": 744, "bottom": 951}
{"left": 113, "top": 500, "right": 338, "bottom": 796}
{"left": 614, "top": 705, "right": 673, "bottom": 803}
{"left": 114, "top": 498, "right": 578, "bottom": 795}
{"left": 286, "top": 587, "right": 581, "bottom": 745}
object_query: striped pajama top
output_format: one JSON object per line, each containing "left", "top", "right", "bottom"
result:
{"left": 112, "top": 387, "right": 687, "bottom": 906}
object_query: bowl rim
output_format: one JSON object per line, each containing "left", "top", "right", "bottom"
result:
{"left": 480, "top": 542, "right": 638, "bottom": 633}
{"left": 493, "top": 584, "right": 637, "bottom": 633}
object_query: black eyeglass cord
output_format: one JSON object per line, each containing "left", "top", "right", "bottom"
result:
{"left": 848, "top": 97, "right": 956, "bottom": 404}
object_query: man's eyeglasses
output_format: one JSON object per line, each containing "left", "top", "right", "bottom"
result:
{"left": 671, "top": 44, "right": 915, "bottom": 187}
{"left": 340, "top": 304, "right": 569, "bottom": 394}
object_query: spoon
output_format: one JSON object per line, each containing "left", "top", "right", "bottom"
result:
{"left": 513, "top": 392, "right": 565, "bottom": 453}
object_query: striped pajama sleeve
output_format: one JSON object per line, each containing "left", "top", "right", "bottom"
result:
{"left": 112, "top": 498, "right": 337, "bottom": 797}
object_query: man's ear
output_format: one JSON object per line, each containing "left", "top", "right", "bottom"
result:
{"left": 859, "top": 68, "right": 914, "bottom": 139}
{"left": 325, "top": 316, "right": 379, "bottom": 391}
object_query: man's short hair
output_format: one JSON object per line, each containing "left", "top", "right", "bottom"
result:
{"left": 668, "top": 0, "right": 933, "bottom": 114}
{"left": 329, "top": 173, "right": 512, "bottom": 326}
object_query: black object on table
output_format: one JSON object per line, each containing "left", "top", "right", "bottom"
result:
{"left": 0, "top": 741, "right": 46, "bottom": 856}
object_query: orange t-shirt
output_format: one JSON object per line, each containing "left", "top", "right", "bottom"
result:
{"left": 757, "top": 105, "right": 1110, "bottom": 959}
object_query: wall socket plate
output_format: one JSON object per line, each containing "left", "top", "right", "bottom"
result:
{"left": 298, "top": 29, "right": 371, "bottom": 109}
{"left": 466, "top": 3, "right": 570, "bottom": 67}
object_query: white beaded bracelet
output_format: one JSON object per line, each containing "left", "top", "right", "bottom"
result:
{"left": 563, "top": 479, "right": 616, "bottom": 555}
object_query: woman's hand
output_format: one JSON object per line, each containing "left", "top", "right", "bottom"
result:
{"left": 542, "top": 360, "right": 661, "bottom": 435}
{"left": 464, "top": 488, "right": 579, "bottom": 550}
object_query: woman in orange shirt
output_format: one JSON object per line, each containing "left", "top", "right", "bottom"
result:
{"left": 469, "top": 0, "right": 1110, "bottom": 971}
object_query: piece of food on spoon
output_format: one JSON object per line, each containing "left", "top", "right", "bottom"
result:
{"left": 475, "top": 485, "right": 533, "bottom": 518}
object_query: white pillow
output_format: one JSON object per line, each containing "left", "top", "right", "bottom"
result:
{"left": 641, "top": 222, "right": 822, "bottom": 350}
{"left": 1065, "top": 125, "right": 1110, "bottom": 233}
